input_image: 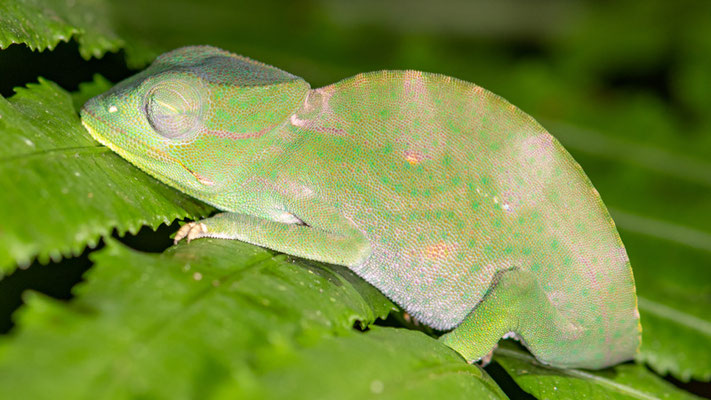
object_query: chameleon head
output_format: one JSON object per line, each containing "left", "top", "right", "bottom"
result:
{"left": 81, "top": 46, "right": 310, "bottom": 200}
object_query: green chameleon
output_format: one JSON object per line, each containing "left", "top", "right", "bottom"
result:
{"left": 81, "top": 46, "right": 641, "bottom": 369}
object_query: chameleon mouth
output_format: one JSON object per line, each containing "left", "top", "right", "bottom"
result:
{"left": 80, "top": 112, "right": 134, "bottom": 158}
{"left": 80, "top": 110, "right": 215, "bottom": 189}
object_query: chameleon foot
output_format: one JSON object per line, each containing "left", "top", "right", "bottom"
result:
{"left": 174, "top": 221, "right": 208, "bottom": 244}
{"left": 478, "top": 347, "right": 496, "bottom": 367}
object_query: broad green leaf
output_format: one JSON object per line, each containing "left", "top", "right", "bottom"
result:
{"left": 0, "top": 239, "right": 503, "bottom": 399}
{"left": 0, "top": 0, "right": 123, "bottom": 59}
{"left": 0, "top": 78, "right": 212, "bottom": 273}
{"left": 251, "top": 326, "right": 507, "bottom": 400}
{"left": 494, "top": 343, "right": 701, "bottom": 400}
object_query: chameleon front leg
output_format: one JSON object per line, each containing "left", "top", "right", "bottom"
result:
{"left": 440, "top": 268, "right": 583, "bottom": 367}
{"left": 175, "top": 212, "right": 371, "bottom": 267}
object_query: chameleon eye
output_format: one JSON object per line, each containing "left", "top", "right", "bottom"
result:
{"left": 145, "top": 79, "right": 205, "bottom": 140}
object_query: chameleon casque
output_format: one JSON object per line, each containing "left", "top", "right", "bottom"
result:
{"left": 81, "top": 46, "right": 641, "bottom": 369}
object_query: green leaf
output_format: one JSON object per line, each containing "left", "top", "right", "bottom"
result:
{"left": 252, "top": 326, "right": 507, "bottom": 400}
{"left": 0, "top": 239, "right": 505, "bottom": 399}
{"left": 0, "top": 0, "right": 124, "bottom": 59}
{"left": 0, "top": 78, "right": 212, "bottom": 273}
{"left": 494, "top": 343, "right": 702, "bottom": 400}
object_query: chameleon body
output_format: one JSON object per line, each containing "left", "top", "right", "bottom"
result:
{"left": 81, "top": 46, "right": 640, "bottom": 369}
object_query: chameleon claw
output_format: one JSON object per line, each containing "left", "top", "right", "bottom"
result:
{"left": 174, "top": 222, "right": 208, "bottom": 244}
{"left": 470, "top": 346, "right": 496, "bottom": 367}
{"left": 480, "top": 348, "right": 495, "bottom": 367}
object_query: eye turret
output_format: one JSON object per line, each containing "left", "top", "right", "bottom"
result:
{"left": 145, "top": 78, "right": 205, "bottom": 140}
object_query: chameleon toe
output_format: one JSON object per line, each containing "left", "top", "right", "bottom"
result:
{"left": 186, "top": 223, "right": 208, "bottom": 243}
{"left": 174, "top": 222, "right": 198, "bottom": 244}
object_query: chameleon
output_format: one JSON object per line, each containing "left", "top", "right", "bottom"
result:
{"left": 81, "top": 45, "right": 641, "bottom": 369}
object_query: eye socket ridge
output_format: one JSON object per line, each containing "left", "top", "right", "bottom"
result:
{"left": 144, "top": 77, "right": 206, "bottom": 140}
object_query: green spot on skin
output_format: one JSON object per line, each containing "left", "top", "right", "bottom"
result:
{"left": 531, "top": 262, "right": 542, "bottom": 272}
{"left": 215, "top": 109, "right": 229, "bottom": 121}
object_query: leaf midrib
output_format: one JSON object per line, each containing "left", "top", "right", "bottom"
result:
{"left": 495, "top": 347, "right": 662, "bottom": 400}
{"left": 0, "top": 144, "right": 108, "bottom": 164}
{"left": 638, "top": 296, "right": 711, "bottom": 337}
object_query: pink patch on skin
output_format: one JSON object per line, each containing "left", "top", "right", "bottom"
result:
{"left": 488, "top": 132, "right": 560, "bottom": 214}
{"left": 546, "top": 289, "right": 567, "bottom": 308}
{"left": 423, "top": 241, "right": 460, "bottom": 260}
{"left": 520, "top": 133, "right": 556, "bottom": 175}
{"left": 314, "top": 86, "right": 336, "bottom": 115}
{"left": 192, "top": 171, "right": 215, "bottom": 186}
{"left": 351, "top": 73, "right": 370, "bottom": 88}
{"left": 497, "top": 185, "right": 522, "bottom": 213}
{"left": 288, "top": 86, "right": 349, "bottom": 136}
{"left": 404, "top": 150, "right": 432, "bottom": 165}
{"left": 312, "top": 126, "right": 350, "bottom": 136}
{"left": 610, "top": 246, "right": 630, "bottom": 265}
{"left": 205, "top": 126, "right": 271, "bottom": 140}
{"left": 403, "top": 70, "right": 427, "bottom": 97}
{"left": 580, "top": 256, "right": 601, "bottom": 289}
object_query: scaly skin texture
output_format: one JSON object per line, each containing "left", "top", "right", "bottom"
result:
{"left": 81, "top": 46, "right": 641, "bottom": 369}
